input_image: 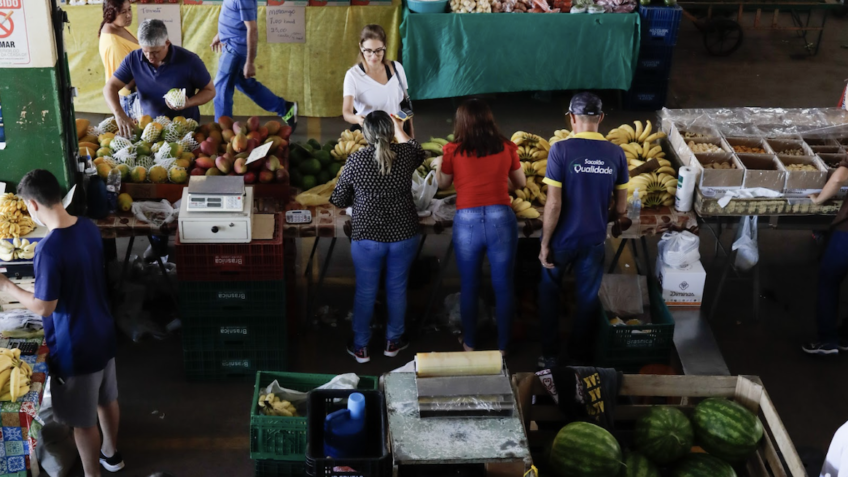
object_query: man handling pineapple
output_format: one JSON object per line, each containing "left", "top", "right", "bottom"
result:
{"left": 211, "top": 0, "right": 298, "bottom": 130}
{"left": 537, "top": 92, "right": 629, "bottom": 369}
{"left": 104, "top": 19, "right": 216, "bottom": 139}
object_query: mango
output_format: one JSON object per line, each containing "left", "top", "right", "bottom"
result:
{"left": 174, "top": 159, "right": 191, "bottom": 169}
{"left": 232, "top": 121, "right": 245, "bottom": 135}
{"left": 247, "top": 131, "right": 262, "bottom": 143}
{"left": 247, "top": 116, "right": 260, "bottom": 132}
{"left": 234, "top": 158, "right": 248, "bottom": 174}
{"left": 148, "top": 165, "right": 168, "bottom": 184}
{"left": 96, "top": 163, "right": 113, "bottom": 180}
{"left": 222, "top": 129, "right": 235, "bottom": 143}
{"left": 206, "top": 168, "right": 222, "bottom": 176}
{"left": 168, "top": 166, "right": 188, "bottom": 184}
{"left": 129, "top": 166, "right": 147, "bottom": 183}
{"left": 216, "top": 156, "right": 233, "bottom": 174}
{"left": 233, "top": 133, "right": 249, "bottom": 153}
{"left": 115, "top": 164, "right": 130, "bottom": 181}
{"left": 218, "top": 116, "right": 234, "bottom": 131}
{"left": 195, "top": 157, "right": 215, "bottom": 169}
{"left": 139, "top": 115, "right": 153, "bottom": 129}
{"left": 265, "top": 120, "right": 281, "bottom": 136}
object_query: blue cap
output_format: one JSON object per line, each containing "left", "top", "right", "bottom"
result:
{"left": 568, "top": 92, "right": 603, "bottom": 116}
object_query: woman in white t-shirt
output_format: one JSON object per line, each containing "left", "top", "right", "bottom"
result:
{"left": 343, "top": 25, "right": 414, "bottom": 137}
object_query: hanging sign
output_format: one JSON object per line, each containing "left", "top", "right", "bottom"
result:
{"left": 138, "top": 4, "right": 182, "bottom": 47}
{"left": 265, "top": 5, "right": 305, "bottom": 43}
{"left": 0, "top": 0, "right": 29, "bottom": 67}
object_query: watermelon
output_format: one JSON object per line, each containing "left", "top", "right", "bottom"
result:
{"left": 619, "top": 452, "right": 660, "bottom": 477}
{"left": 671, "top": 454, "right": 736, "bottom": 477}
{"left": 634, "top": 406, "right": 694, "bottom": 464}
{"left": 692, "top": 398, "right": 763, "bottom": 463}
{"left": 550, "top": 421, "right": 622, "bottom": 477}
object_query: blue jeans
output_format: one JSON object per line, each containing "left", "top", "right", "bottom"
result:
{"left": 350, "top": 236, "right": 419, "bottom": 349}
{"left": 817, "top": 230, "right": 848, "bottom": 345}
{"left": 537, "top": 242, "right": 605, "bottom": 360}
{"left": 453, "top": 205, "right": 518, "bottom": 351}
{"left": 213, "top": 45, "right": 287, "bottom": 121}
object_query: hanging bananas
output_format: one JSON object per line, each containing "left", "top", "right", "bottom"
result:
{"left": 549, "top": 129, "right": 574, "bottom": 145}
{"left": 607, "top": 120, "right": 665, "bottom": 146}
{"left": 511, "top": 132, "right": 550, "bottom": 162}
{"left": 330, "top": 130, "right": 369, "bottom": 162}
{"left": 626, "top": 172, "right": 677, "bottom": 208}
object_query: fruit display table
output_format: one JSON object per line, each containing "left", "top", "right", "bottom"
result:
{"left": 0, "top": 339, "right": 49, "bottom": 477}
{"left": 62, "top": 1, "right": 402, "bottom": 118}
{"left": 400, "top": 6, "right": 641, "bottom": 100}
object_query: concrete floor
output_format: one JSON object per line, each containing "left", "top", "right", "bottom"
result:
{"left": 69, "top": 13, "right": 848, "bottom": 476}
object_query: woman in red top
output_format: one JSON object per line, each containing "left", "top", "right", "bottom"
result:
{"left": 435, "top": 99, "right": 526, "bottom": 353}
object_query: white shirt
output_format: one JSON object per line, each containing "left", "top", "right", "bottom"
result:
{"left": 823, "top": 422, "right": 848, "bottom": 477}
{"left": 343, "top": 62, "right": 408, "bottom": 118}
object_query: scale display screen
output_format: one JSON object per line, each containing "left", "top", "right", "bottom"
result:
{"left": 187, "top": 194, "right": 243, "bottom": 212}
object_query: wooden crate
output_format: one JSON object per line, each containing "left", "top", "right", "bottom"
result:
{"left": 513, "top": 373, "right": 803, "bottom": 477}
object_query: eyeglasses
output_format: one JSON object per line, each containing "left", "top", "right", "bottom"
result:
{"left": 361, "top": 48, "right": 386, "bottom": 56}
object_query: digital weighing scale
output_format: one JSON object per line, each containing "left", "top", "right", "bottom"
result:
{"left": 178, "top": 176, "right": 254, "bottom": 244}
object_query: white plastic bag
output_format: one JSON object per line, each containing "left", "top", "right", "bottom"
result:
{"left": 732, "top": 215, "right": 759, "bottom": 272}
{"left": 131, "top": 199, "right": 178, "bottom": 227}
{"left": 261, "top": 373, "right": 360, "bottom": 415}
{"left": 657, "top": 231, "right": 701, "bottom": 269}
{"left": 411, "top": 170, "right": 439, "bottom": 212}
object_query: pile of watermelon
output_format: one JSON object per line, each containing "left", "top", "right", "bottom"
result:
{"left": 548, "top": 398, "right": 764, "bottom": 477}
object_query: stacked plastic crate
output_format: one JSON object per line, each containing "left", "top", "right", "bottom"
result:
{"left": 625, "top": 4, "right": 683, "bottom": 110}
{"left": 176, "top": 213, "right": 288, "bottom": 381}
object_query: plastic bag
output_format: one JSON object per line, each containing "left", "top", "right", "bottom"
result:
{"left": 732, "top": 216, "right": 759, "bottom": 272}
{"left": 295, "top": 179, "right": 338, "bottom": 207}
{"left": 598, "top": 274, "right": 648, "bottom": 318}
{"left": 261, "top": 373, "right": 360, "bottom": 415}
{"left": 657, "top": 231, "right": 700, "bottom": 269}
{"left": 131, "top": 199, "right": 178, "bottom": 227}
{"left": 411, "top": 170, "right": 438, "bottom": 212}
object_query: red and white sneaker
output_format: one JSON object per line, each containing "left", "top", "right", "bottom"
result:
{"left": 384, "top": 337, "right": 409, "bottom": 358}
{"left": 347, "top": 342, "right": 370, "bottom": 364}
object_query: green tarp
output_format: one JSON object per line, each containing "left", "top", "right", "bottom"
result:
{"left": 400, "top": 8, "right": 641, "bottom": 100}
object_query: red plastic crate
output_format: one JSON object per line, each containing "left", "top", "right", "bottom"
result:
{"left": 176, "top": 213, "right": 285, "bottom": 282}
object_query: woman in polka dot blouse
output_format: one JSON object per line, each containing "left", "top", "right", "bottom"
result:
{"left": 330, "top": 111, "right": 425, "bottom": 363}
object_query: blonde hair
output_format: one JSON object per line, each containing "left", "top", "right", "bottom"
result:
{"left": 357, "top": 24, "right": 388, "bottom": 66}
{"left": 362, "top": 112, "right": 396, "bottom": 176}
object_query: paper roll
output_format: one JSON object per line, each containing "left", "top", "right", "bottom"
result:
{"left": 415, "top": 351, "right": 502, "bottom": 377}
{"left": 675, "top": 166, "right": 698, "bottom": 212}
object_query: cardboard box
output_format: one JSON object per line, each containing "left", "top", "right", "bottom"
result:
{"left": 737, "top": 154, "right": 785, "bottom": 193}
{"left": 693, "top": 152, "right": 744, "bottom": 193}
{"left": 777, "top": 154, "right": 827, "bottom": 197}
{"left": 802, "top": 136, "right": 839, "bottom": 147}
{"left": 656, "top": 256, "right": 706, "bottom": 307}
{"left": 725, "top": 137, "right": 774, "bottom": 155}
{"left": 818, "top": 153, "right": 848, "bottom": 199}
{"left": 767, "top": 138, "right": 814, "bottom": 157}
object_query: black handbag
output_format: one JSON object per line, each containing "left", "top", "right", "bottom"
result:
{"left": 393, "top": 61, "right": 414, "bottom": 117}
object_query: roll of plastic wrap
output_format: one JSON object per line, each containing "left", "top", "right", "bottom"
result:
{"left": 675, "top": 166, "right": 698, "bottom": 212}
{"left": 415, "top": 351, "right": 502, "bottom": 377}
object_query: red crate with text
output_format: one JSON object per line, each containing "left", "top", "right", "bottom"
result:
{"left": 175, "top": 213, "right": 284, "bottom": 282}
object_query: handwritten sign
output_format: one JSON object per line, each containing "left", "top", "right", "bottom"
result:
{"left": 266, "top": 5, "right": 306, "bottom": 44}
{"left": 138, "top": 4, "right": 182, "bottom": 47}
{"left": 246, "top": 142, "right": 274, "bottom": 165}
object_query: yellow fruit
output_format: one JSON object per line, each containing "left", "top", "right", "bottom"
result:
{"left": 96, "top": 163, "right": 113, "bottom": 180}
{"left": 115, "top": 164, "right": 130, "bottom": 181}
{"left": 117, "top": 193, "right": 133, "bottom": 212}
{"left": 129, "top": 166, "right": 147, "bottom": 183}
{"left": 148, "top": 165, "right": 168, "bottom": 184}
{"left": 174, "top": 159, "right": 190, "bottom": 169}
{"left": 168, "top": 166, "right": 188, "bottom": 184}
{"left": 139, "top": 115, "right": 153, "bottom": 129}
{"left": 75, "top": 119, "right": 90, "bottom": 139}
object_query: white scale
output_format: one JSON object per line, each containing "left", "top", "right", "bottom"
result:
{"left": 179, "top": 176, "right": 254, "bottom": 244}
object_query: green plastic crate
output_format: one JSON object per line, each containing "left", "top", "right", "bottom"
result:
{"left": 594, "top": 279, "right": 675, "bottom": 370}
{"left": 179, "top": 280, "right": 286, "bottom": 319}
{"left": 181, "top": 316, "right": 287, "bottom": 350}
{"left": 184, "top": 347, "right": 288, "bottom": 382}
{"left": 254, "top": 459, "right": 306, "bottom": 477}
{"left": 250, "top": 371, "right": 378, "bottom": 461}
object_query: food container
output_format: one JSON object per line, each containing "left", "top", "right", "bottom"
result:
{"left": 777, "top": 155, "right": 827, "bottom": 197}
{"left": 693, "top": 153, "right": 744, "bottom": 193}
{"left": 725, "top": 137, "right": 773, "bottom": 156}
{"left": 766, "top": 138, "right": 813, "bottom": 157}
{"left": 737, "top": 154, "right": 785, "bottom": 194}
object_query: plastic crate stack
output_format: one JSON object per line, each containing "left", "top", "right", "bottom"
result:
{"left": 625, "top": 5, "right": 683, "bottom": 110}
{"left": 250, "top": 372, "right": 379, "bottom": 477}
{"left": 176, "top": 213, "right": 288, "bottom": 382}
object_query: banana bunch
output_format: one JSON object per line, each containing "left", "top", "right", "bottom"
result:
{"left": 421, "top": 137, "right": 450, "bottom": 157}
{"left": 0, "top": 194, "right": 35, "bottom": 239}
{"left": 513, "top": 175, "right": 547, "bottom": 208}
{"left": 549, "top": 129, "right": 574, "bottom": 145}
{"left": 626, "top": 172, "right": 677, "bottom": 208}
{"left": 331, "top": 130, "right": 369, "bottom": 162}
{"left": 511, "top": 132, "right": 550, "bottom": 162}
{"left": 510, "top": 196, "right": 541, "bottom": 219}
{"left": 0, "top": 238, "right": 37, "bottom": 262}
{"left": 0, "top": 193, "right": 26, "bottom": 220}
{"left": 258, "top": 393, "right": 298, "bottom": 417}
{"left": 607, "top": 120, "right": 663, "bottom": 146}
{"left": 0, "top": 348, "right": 33, "bottom": 402}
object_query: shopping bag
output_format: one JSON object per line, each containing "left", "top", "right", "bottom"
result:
{"left": 732, "top": 215, "right": 759, "bottom": 272}
{"left": 657, "top": 231, "right": 701, "bottom": 269}
{"left": 411, "top": 170, "right": 438, "bottom": 212}
{"left": 131, "top": 199, "right": 178, "bottom": 227}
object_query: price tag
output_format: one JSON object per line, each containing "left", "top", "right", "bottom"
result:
{"left": 265, "top": 5, "right": 306, "bottom": 44}
{"left": 138, "top": 4, "right": 182, "bottom": 47}
{"left": 246, "top": 142, "right": 273, "bottom": 165}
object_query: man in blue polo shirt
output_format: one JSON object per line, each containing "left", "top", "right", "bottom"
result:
{"left": 104, "top": 19, "right": 216, "bottom": 138}
{"left": 537, "top": 92, "right": 629, "bottom": 368}
{"left": 0, "top": 170, "right": 123, "bottom": 475}
{"left": 211, "top": 0, "right": 298, "bottom": 129}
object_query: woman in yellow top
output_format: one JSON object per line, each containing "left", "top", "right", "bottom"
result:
{"left": 99, "top": 0, "right": 139, "bottom": 118}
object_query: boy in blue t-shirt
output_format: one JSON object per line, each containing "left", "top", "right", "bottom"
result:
{"left": 0, "top": 170, "right": 124, "bottom": 475}
{"left": 537, "top": 93, "right": 629, "bottom": 368}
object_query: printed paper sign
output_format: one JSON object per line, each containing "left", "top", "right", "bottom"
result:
{"left": 138, "top": 4, "right": 182, "bottom": 47}
{"left": 266, "top": 5, "right": 306, "bottom": 43}
{"left": 0, "top": 0, "right": 30, "bottom": 67}
{"left": 246, "top": 142, "right": 274, "bottom": 165}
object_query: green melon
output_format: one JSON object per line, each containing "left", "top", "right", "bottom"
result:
{"left": 692, "top": 398, "right": 763, "bottom": 463}
{"left": 619, "top": 452, "right": 660, "bottom": 477}
{"left": 550, "top": 421, "right": 622, "bottom": 477}
{"left": 317, "top": 170, "right": 331, "bottom": 185}
{"left": 671, "top": 454, "right": 736, "bottom": 477}
{"left": 301, "top": 175, "right": 317, "bottom": 191}
{"left": 306, "top": 138, "right": 322, "bottom": 151}
{"left": 299, "top": 158, "right": 321, "bottom": 176}
{"left": 314, "top": 150, "right": 332, "bottom": 168}
{"left": 634, "top": 406, "right": 694, "bottom": 465}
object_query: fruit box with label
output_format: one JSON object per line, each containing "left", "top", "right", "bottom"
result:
{"left": 655, "top": 256, "right": 706, "bottom": 307}
{"left": 513, "top": 372, "right": 804, "bottom": 477}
